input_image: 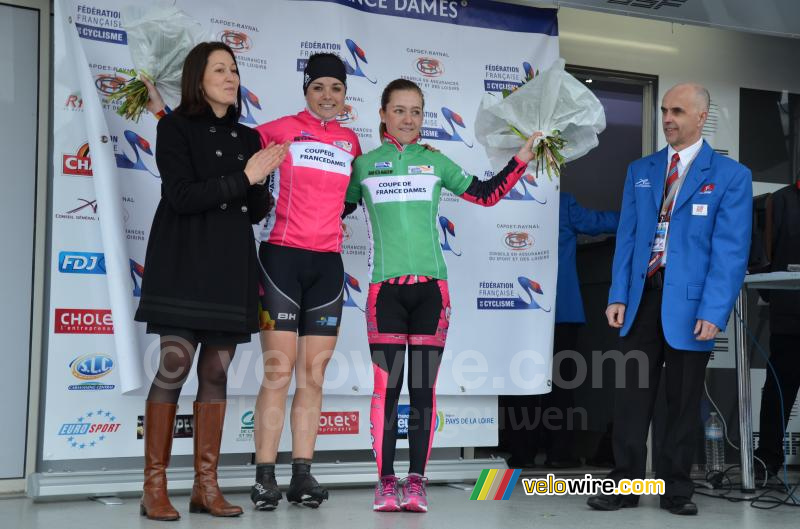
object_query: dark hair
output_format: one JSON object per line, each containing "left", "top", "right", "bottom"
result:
{"left": 175, "top": 42, "right": 242, "bottom": 119}
{"left": 379, "top": 78, "right": 425, "bottom": 137}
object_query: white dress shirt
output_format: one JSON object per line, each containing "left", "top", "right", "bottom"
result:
{"left": 662, "top": 137, "right": 704, "bottom": 265}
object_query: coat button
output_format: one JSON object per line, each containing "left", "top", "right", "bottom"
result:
{"left": 220, "top": 203, "right": 228, "bottom": 210}
{"left": 241, "top": 205, "right": 248, "bottom": 213}
{"left": 231, "top": 131, "right": 238, "bottom": 138}
{"left": 237, "top": 153, "right": 244, "bottom": 161}
{"left": 215, "top": 150, "right": 222, "bottom": 157}
{"left": 209, "top": 126, "right": 216, "bottom": 133}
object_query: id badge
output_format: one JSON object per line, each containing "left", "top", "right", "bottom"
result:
{"left": 652, "top": 221, "right": 669, "bottom": 252}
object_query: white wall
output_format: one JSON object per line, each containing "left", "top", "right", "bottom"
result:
{"left": 557, "top": 7, "right": 800, "bottom": 194}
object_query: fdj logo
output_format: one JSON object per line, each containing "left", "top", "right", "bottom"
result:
{"left": 57, "top": 252, "right": 143, "bottom": 297}
{"left": 503, "top": 172, "right": 546, "bottom": 203}
{"left": 218, "top": 29, "right": 251, "bottom": 53}
{"left": 343, "top": 272, "right": 365, "bottom": 312}
{"left": 421, "top": 107, "right": 473, "bottom": 148}
{"left": 416, "top": 57, "right": 444, "bottom": 77}
{"left": 59, "top": 252, "right": 105, "bottom": 274}
{"left": 115, "top": 130, "right": 158, "bottom": 177}
{"left": 239, "top": 85, "right": 263, "bottom": 125}
{"left": 58, "top": 409, "right": 121, "bottom": 450}
{"left": 439, "top": 216, "right": 461, "bottom": 256}
{"left": 343, "top": 39, "right": 377, "bottom": 84}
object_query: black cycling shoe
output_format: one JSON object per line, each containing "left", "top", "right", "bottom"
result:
{"left": 250, "top": 473, "right": 282, "bottom": 511}
{"left": 287, "top": 464, "right": 328, "bottom": 508}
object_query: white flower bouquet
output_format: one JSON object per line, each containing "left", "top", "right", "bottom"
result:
{"left": 475, "top": 59, "right": 606, "bottom": 179}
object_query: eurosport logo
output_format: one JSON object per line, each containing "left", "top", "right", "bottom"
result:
{"left": 114, "top": 130, "right": 158, "bottom": 176}
{"left": 75, "top": 5, "right": 126, "bottom": 45}
{"left": 62, "top": 143, "right": 92, "bottom": 177}
{"left": 239, "top": 85, "right": 263, "bottom": 125}
{"left": 416, "top": 57, "right": 444, "bottom": 77}
{"left": 68, "top": 353, "right": 115, "bottom": 391}
{"left": 336, "top": 104, "right": 358, "bottom": 124}
{"left": 396, "top": 405, "right": 444, "bottom": 439}
{"left": 218, "top": 29, "right": 251, "bottom": 53}
{"left": 421, "top": 107, "right": 473, "bottom": 147}
{"left": 136, "top": 415, "right": 193, "bottom": 439}
{"left": 483, "top": 61, "right": 536, "bottom": 93}
{"left": 318, "top": 411, "right": 359, "bottom": 435}
{"left": 476, "top": 277, "right": 551, "bottom": 311}
{"left": 502, "top": 172, "right": 546, "bottom": 203}
{"left": 58, "top": 409, "right": 121, "bottom": 450}
{"left": 59, "top": 252, "right": 105, "bottom": 274}
{"left": 54, "top": 308, "right": 113, "bottom": 334}
{"left": 504, "top": 232, "right": 534, "bottom": 251}
{"left": 439, "top": 216, "right": 462, "bottom": 256}
{"left": 343, "top": 272, "right": 365, "bottom": 312}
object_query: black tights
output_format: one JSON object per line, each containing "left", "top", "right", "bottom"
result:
{"left": 146, "top": 336, "right": 237, "bottom": 403}
{"left": 371, "top": 344, "right": 444, "bottom": 477}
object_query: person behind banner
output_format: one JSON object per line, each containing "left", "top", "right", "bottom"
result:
{"left": 343, "top": 78, "right": 541, "bottom": 513}
{"left": 754, "top": 182, "right": 800, "bottom": 479}
{"left": 248, "top": 53, "right": 363, "bottom": 511}
{"left": 501, "top": 192, "right": 620, "bottom": 469}
{"left": 586, "top": 83, "right": 752, "bottom": 516}
{"left": 134, "top": 42, "right": 288, "bottom": 521}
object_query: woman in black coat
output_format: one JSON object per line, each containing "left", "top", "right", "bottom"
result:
{"left": 134, "top": 42, "right": 288, "bottom": 521}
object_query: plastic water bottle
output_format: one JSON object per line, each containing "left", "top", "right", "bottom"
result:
{"left": 704, "top": 412, "right": 725, "bottom": 474}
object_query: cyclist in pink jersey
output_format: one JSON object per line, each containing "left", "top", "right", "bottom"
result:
{"left": 250, "top": 53, "right": 362, "bottom": 511}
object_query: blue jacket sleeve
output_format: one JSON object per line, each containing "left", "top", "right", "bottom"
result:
{"left": 608, "top": 164, "right": 638, "bottom": 306}
{"left": 566, "top": 195, "right": 621, "bottom": 236}
{"left": 696, "top": 165, "right": 753, "bottom": 330}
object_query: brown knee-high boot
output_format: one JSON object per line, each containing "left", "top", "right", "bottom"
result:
{"left": 140, "top": 401, "right": 180, "bottom": 521}
{"left": 189, "top": 401, "right": 243, "bottom": 516}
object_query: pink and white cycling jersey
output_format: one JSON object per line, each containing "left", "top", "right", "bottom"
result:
{"left": 256, "top": 110, "right": 361, "bottom": 253}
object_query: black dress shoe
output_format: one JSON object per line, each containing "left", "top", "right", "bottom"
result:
{"left": 586, "top": 494, "right": 638, "bottom": 511}
{"left": 660, "top": 496, "right": 698, "bottom": 515}
{"left": 506, "top": 456, "right": 537, "bottom": 469}
{"left": 544, "top": 458, "right": 582, "bottom": 469}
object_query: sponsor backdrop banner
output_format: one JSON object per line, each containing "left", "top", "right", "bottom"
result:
{"left": 46, "top": 0, "right": 558, "bottom": 459}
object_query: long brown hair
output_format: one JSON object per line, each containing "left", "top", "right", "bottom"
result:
{"left": 175, "top": 41, "right": 242, "bottom": 119}
{"left": 379, "top": 78, "right": 425, "bottom": 138}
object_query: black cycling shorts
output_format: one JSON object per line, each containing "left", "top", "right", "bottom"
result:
{"left": 257, "top": 243, "right": 343, "bottom": 336}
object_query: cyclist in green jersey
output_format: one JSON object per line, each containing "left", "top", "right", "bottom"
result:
{"left": 344, "top": 78, "right": 540, "bottom": 512}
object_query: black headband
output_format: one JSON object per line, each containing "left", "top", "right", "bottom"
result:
{"left": 303, "top": 55, "right": 347, "bottom": 93}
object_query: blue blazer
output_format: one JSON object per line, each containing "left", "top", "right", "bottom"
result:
{"left": 608, "top": 141, "right": 752, "bottom": 351}
{"left": 556, "top": 193, "right": 620, "bottom": 324}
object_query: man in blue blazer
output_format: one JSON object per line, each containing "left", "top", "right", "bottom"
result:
{"left": 587, "top": 84, "right": 752, "bottom": 515}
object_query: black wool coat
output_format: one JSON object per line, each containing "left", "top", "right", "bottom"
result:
{"left": 134, "top": 107, "right": 269, "bottom": 333}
